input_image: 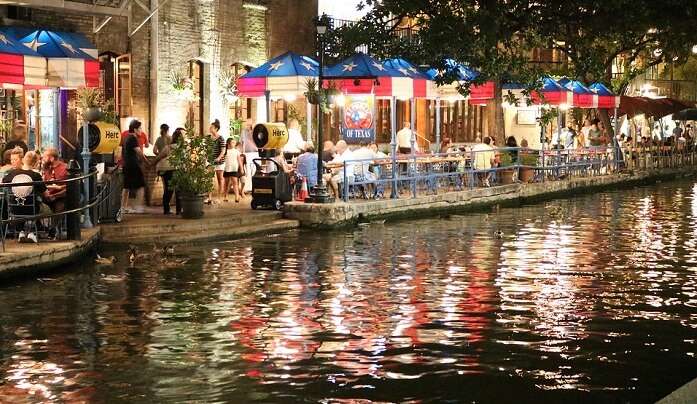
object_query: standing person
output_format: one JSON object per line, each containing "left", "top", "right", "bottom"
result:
{"left": 153, "top": 127, "right": 182, "bottom": 215}
{"left": 119, "top": 119, "right": 149, "bottom": 149}
{"left": 236, "top": 141, "right": 247, "bottom": 198}
{"left": 588, "top": 119, "right": 602, "bottom": 147}
{"left": 565, "top": 123, "right": 577, "bottom": 150}
{"left": 397, "top": 122, "right": 417, "bottom": 154}
{"left": 580, "top": 119, "right": 592, "bottom": 147}
{"left": 208, "top": 119, "right": 226, "bottom": 204}
{"left": 153, "top": 124, "right": 170, "bottom": 156}
{"left": 121, "top": 120, "right": 148, "bottom": 214}
{"left": 223, "top": 138, "right": 243, "bottom": 203}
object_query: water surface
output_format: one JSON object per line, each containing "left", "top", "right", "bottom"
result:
{"left": 2, "top": 180, "right": 697, "bottom": 403}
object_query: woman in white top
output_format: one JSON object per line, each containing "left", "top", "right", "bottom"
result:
{"left": 223, "top": 138, "right": 244, "bottom": 203}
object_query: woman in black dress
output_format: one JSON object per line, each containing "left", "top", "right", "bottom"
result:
{"left": 120, "top": 120, "right": 148, "bottom": 214}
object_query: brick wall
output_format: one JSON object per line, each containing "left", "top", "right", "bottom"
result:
{"left": 2, "top": 0, "right": 318, "bottom": 143}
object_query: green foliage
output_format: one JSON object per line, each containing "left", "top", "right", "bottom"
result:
{"left": 170, "top": 124, "right": 215, "bottom": 195}
{"left": 229, "top": 118, "right": 243, "bottom": 142}
{"left": 533, "top": 1, "right": 697, "bottom": 91}
{"left": 75, "top": 87, "right": 103, "bottom": 110}
{"left": 305, "top": 78, "right": 339, "bottom": 114}
{"left": 519, "top": 152, "right": 538, "bottom": 167}
{"left": 537, "top": 107, "right": 558, "bottom": 128}
{"left": 101, "top": 99, "right": 119, "bottom": 126}
{"left": 499, "top": 151, "right": 514, "bottom": 167}
{"left": 287, "top": 104, "right": 305, "bottom": 135}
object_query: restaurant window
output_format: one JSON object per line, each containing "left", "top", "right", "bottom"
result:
{"left": 188, "top": 60, "right": 204, "bottom": 135}
{"left": 114, "top": 54, "right": 132, "bottom": 120}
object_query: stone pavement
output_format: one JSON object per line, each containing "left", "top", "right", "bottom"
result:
{"left": 0, "top": 228, "right": 100, "bottom": 279}
{"left": 100, "top": 196, "right": 299, "bottom": 244}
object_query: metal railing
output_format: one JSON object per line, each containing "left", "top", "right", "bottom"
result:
{"left": 0, "top": 167, "right": 114, "bottom": 251}
{"left": 329, "top": 144, "right": 697, "bottom": 202}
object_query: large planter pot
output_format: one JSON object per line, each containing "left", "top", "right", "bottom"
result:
{"left": 519, "top": 167, "right": 535, "bottom": 183}
{"left": 180, "top": 193, "right": 206, "bottom": 219}
{"left": 500, "top": 168, "right": 515, "bottom": 185}
{"left": 306, "top": 93, "right": 320, "bottom": 105}
{"left": 82, "top": 107, "right": 102, "bottom": 122}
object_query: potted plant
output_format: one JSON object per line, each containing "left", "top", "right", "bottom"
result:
{"left": 219, "top": 69, "right": 239, "bottom": 104}
{"left": 169, "top": 69, "right": 199, "bottom": 102}
{"left": 169, "top": 125, "right": 215, "bottom": 219}
{"left": 76, "top": 87, "right": 103, "bottom": 122}
{"left": 518, "top": 152, "right": 538, "bottom": 183}
{"left": 498, "top": 151, "right": 516, "bottom": 184}
{"left": 304, "top": 78, "right": 320, "bottom": 105}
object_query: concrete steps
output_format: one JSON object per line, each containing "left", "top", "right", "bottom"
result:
{"left": 100, "top": 210, "right": 298, "bottom": 244}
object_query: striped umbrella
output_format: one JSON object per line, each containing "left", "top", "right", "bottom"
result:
{"left": 0, "top": 28, "right": 46, "bottom": 89}
{"left": 16, "top": 29, "right": 99, "bottom": 88}
{"left": 237, "top": 51, "right": 319, "bottom": 97}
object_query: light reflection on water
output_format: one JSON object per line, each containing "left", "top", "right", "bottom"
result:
{"left": 2, "top": 181, "right": 697, "bottom": 402}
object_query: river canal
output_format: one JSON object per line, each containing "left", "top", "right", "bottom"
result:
{"left": 2, "top": 180, "right": 697, "bottom": 403}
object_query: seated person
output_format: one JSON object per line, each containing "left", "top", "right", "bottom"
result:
{"left": 41, "top": 147, "right": 69, "bottom": 213}
{"left": 2, "top": 151, "right": 49, "bottom": 243}
{"left": 0, "top": 149, "right": 14, "bottom": 180}
{"left": 295, "top": 142, "right": 318, "bottom": 188}
{"left": 323, "top": 140, "right": 355, "bottom": 198}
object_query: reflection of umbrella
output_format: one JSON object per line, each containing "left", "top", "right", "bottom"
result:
{"left": 673, "top": 108, "right": 697, "bottom": 121}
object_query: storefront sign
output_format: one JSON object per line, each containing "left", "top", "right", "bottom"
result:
{"left": 342, "top": 95, "right": 375, "bottom": 144}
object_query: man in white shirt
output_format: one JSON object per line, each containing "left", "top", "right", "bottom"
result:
{"left": 397, "top": 122, "right": 419, "bottom": 154}
{"left": 323, "top": 140, "right": 355, "bottom": 198}
{"left": 471, "top": 137, "right": 496, "bottom": 187}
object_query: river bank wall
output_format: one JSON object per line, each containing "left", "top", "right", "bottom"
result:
{"left": 284, "top": 168, "right": 696, "bottom": 228}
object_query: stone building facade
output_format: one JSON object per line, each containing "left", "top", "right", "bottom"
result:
{"left": 1, "top": 0, "right": 318, "bottom": 142}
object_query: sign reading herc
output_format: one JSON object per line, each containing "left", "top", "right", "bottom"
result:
{"left": 342, "top": 95, "right": 375, "bottom": 144}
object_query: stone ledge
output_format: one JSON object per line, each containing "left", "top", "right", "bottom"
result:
{"left": 284, "top": 168, "right": 695, "bottom": 228}
{"left": 0, "top": 228, "right": 100, "bottom": 280}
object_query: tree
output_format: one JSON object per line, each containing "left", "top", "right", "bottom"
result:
{"left": 325, "top": 0, "right": 546, "bottom": 144}
{"left": 534, "top": 0, "right": 697, "bottom": 131}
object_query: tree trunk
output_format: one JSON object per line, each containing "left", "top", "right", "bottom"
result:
{"left": 485, "top": 79, "right": 506, "bottom": 145}
{"left": 598, "top": 108, "right": 613, "bottom": 136}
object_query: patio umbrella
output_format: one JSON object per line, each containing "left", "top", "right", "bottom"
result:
{"left": 0, "top": 27, "right": 46, "bottom": 88}
{"left": 589, "top": 82, "right": 620, "bottom": 109}
{"left": 324, "top": 53, "right": 405, "bottom": 97}
{"left": 15, "top": 29, "right": 99, "bottom": 88}
{"left": 562, "top": 79, "right": 597, "bottom": 108}
{"left": 237, "top": 51, "right": 319, "bottom": 97}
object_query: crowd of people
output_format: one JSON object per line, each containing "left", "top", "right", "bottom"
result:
{"left": 0, "top": 143, "right": 69, "bottom": 243}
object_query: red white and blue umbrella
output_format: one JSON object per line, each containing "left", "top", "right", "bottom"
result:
{"left": 589, "top": 82, "right": 621, "bottom": 109}
{"left": 15, "top": 29, "right": 99, "bottom": 88}
{"left": 530, "top": 77, "right": 573, "bottom": 106}
{"left": 382, "top": 58, "right": 437, "bottom": 99}
{"left": 559, "top": 78, "right": 597, "bottom": 108}
{"left": 0, "top": 28, "right": 46, "bottom": 89}
{"left": 424, "top": 60, "right": 494, "bottom": 104}
{"left": 324, "top": 53, "right": 412, "bottom": 98}
{"left": 237, "top": 51, "right": 319, "bottom": 97}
